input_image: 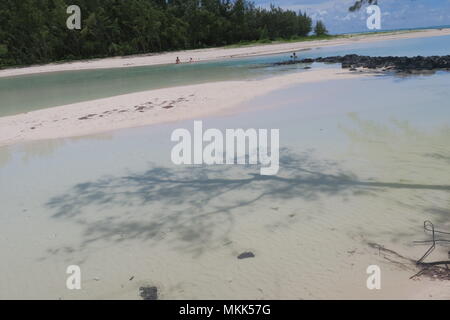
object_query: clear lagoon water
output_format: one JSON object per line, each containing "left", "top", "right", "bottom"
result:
{"left": 0, "top": 35, "right": 449, "bottom": 299}
{"left": 1, "top": 34, "right": 449, "bottom": 117}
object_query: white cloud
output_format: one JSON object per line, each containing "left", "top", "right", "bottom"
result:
{"left": 254, "top": 0, "right": 450, "bottom": 34}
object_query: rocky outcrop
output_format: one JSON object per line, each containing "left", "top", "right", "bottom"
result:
{"left": 275, "top": 54, "right": 450, "bottom": 73}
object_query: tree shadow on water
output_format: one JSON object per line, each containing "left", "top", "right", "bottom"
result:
{"left": 45, "top": 148, "right": 450, "bottom": 256}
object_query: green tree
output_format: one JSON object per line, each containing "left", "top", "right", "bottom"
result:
{"left": 314, "top": 20, "right": 328, "bottom": 36}
{"left": 0, "top": 0, "right": 328, "bottom": 68}
{"left": 298, "top": 11, "right": 312, "bottom": 36}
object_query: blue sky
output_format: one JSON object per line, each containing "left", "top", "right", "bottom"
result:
{"left": 253, "top": 0, "right": 450, "bottom": 34}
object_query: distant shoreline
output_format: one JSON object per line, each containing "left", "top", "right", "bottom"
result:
{"left": 334, "top": 24, "right": 450, "bottom": 36}
{"left": 1, "top": 28, "right": 449, "bottom": 79}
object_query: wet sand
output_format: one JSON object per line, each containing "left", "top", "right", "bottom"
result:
{"left": 0, "top": 68, "right": 371, "bottom": 147}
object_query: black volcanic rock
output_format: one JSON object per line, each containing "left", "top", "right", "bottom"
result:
{"left": 139, "top": 286, "right": 158, "bottom": 300}
{"left": 274, "top": 54, "right": 450, "bottom": 73}
{"left": 237, "top": 252, "right": 255, "bottom": 259}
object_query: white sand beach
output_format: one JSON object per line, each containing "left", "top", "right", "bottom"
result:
{"left": 0, "top": 28, "right": 449, "bottom": 78}
{"left": 0, "top": 68, "right": 371, "bottom": 147}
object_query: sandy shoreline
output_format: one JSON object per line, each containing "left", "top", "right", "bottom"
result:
{"left": 1, "top": 28, "right": 449, "bottom": 79}
{"left": 0, "top": 68, "right": 371, "bottom": 147}
{"left": 1, "top": 28, "right": 449, "bottom": 148}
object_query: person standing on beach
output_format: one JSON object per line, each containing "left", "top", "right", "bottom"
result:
{"left": 176, "top": 57, "right": 181, "bottom": 64}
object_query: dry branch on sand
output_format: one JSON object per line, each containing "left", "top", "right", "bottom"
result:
{"left": 368, "top": 221, "right": 450, "bottom": 281}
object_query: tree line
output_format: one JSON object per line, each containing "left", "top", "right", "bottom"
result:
{"left": 0, "top": 0, "right": 329, "bottom": 68}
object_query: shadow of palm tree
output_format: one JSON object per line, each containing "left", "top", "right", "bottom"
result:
{"left": 45, "top": 147, "right": 450, "bottom": 256}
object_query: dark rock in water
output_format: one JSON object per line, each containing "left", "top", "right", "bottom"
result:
{"left": 139, "top": 286, "right": 158, "bottom": 300}
{"left": 273, "top": 54, "right": 450, "bottom": 73}
{"left": 238, "top": 252, "right": 255, "bottom": 260}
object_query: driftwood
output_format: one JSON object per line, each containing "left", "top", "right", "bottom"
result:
{"left": 368, "top": 242, "right": 450, "bottom": 281}
{"left": 411, "top": 221, "right": 450, "bottom": 280}
{"left": 367, "top": 221, "right": 450, "bottom": 281}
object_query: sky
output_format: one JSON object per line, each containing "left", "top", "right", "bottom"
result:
{"left": 252, "top": 0, "right": 450, "bottom": 34}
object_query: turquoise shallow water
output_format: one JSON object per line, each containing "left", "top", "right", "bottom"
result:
{"left": 1, "top": 68, "right": 449, "bottom": 299}
{"left": 0, "top": 34, "right": 449, "bottom": 117}
{"left": 0, "top": 35, "right": 449, "bottom": 299}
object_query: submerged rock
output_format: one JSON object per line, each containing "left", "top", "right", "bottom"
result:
{"left": 238, "top": 252, "right": 255, "bottom": 260}
{"left": 139, "top": 286, "right": 158, "bottom": 300}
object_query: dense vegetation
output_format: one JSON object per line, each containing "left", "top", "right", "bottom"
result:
{"left": 0, "top": 0, "right": 326, "bottom": 68}
{"left": 314, "top": 21, "right": 328, "bottom": 36}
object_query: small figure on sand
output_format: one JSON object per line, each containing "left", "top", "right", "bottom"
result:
{"left": 189, "top": 57, "right": 193, "bottom": 63}
{"left": 176, "top": 57, "right": 181, "bottom": 64}
{"left": 290, "top": 52, "right": 298, "bottom": 61}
